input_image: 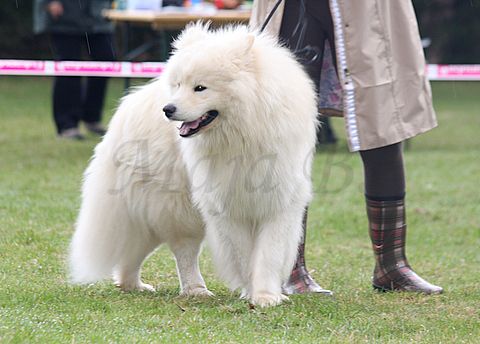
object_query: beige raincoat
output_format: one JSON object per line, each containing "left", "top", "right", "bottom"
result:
{"left": 250, "top": 0, "right": 438, "bottom": 151}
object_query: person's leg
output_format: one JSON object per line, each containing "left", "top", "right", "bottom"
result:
{"left": 280, "top": 0, "right": 332, "bottom": 295}
{"left": 360, "top": 143, "right": 405, "bottom": 200}
{"left": 360, "top": 143, "right": 442, "bottom": 293}
{"left": 50, "top": 34, "right": 83, "bottom": 137}
{"left": 82, "top": 33, "right": 116, "bottom": 134}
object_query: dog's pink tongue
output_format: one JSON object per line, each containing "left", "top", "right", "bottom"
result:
{"left": 179, "top": 118, "right": 202, "bottom": 136}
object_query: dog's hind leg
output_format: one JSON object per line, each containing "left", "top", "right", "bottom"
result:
{"left": 248, "top": 209, "right": 304, "bottom": 307}
{"left": 113, "top": 229, "right": 160, "bottom": 292}
{"left": 168, "top": 234, "right": 213, "bottom": 297}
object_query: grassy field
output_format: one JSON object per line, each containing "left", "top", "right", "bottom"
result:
{"left": 0, "top": 77, "right": 479, "bottom": 343}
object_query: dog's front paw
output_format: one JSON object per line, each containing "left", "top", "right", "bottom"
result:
{"left": 250, "top": 292, "right": 289, "bottom": 308}
{"left": 181, "top": 286, "right": 214, "bottom": 297}
{"left": 116, "top": 280, "right": 156, "bottom": 292}
{"left": 239, "top": 288, "right": 250, "bottom": 300}
{"left": 136, "top": 282, "right": 156, "bottom": 292}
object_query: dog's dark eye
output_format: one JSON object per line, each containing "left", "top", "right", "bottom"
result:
{"left": 194, "top": 85, "right": 207, "bottom": 92}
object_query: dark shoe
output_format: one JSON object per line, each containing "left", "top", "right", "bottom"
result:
{"left": 317, "top": 130, "right": 337, "bottom": 145}
{"left": 58, "top": 128, "right": 85, "bottom": 140}
{"left": 367, "top": 198, "right": 443, "bottom": 294}
{"left": 282, "top": 208, "right": 333, "bottom": 296}
{"left": 316, "top": 116, "right": 337, "bottom": 146}
{"left": 85, "top": 122, "right": 106, "bottom": 136}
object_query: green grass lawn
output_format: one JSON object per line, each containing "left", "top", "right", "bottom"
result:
{"left": 0, "top": 77, "right": 479, "bottom": 343}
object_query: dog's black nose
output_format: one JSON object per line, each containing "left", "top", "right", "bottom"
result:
{"left": 163, "top": 104, "right": 177, "bottom": 118}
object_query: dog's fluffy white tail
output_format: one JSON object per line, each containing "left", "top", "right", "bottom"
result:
{"left": 69, "top": 151, "right": 128, "bottom": 284}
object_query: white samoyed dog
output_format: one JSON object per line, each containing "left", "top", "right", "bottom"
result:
{"left": 69, "top": 23, "right": 317, "bottom": 307}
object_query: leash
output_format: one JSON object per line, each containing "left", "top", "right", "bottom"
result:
{"left": 259, "top": 0, "right": 284, "bottom": 33}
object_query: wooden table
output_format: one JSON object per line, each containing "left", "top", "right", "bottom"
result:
{"left": 104, "top": 9, "right": 251, "bottom": 30}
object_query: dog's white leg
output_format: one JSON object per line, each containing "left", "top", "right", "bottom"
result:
{"left": 168, "top": 235, "right": 213, "bottom": 297}
{"left": 114, "top": 232, "right": 160, "bottom": 292}
{"left": 248, "top": 209, "right": 304, "bottom": 307}
{"left": 205, "top": 219, "right": 254, "bottom": 293}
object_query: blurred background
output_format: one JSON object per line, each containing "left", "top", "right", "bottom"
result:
{"left": 1, "top": 0, "right": 479, "bottom": 63}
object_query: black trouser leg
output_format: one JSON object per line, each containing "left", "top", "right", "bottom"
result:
{"left": 82, "top": 33, "right": 116, "bottom": 124}
{"left": 50, "top": 34, "right": 83, "bottom": 133}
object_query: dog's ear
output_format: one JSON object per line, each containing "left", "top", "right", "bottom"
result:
{"left": 173, "top": 21, "right": 210, "bottom": 51}
{"left": 241, "top": 34, "right": 255, "bottom": 56}
{"left": 227, "top": 33, "right": 256, "bottom": 72}
{"left": 229, "top": 33, "right": 255, "bottom": 62}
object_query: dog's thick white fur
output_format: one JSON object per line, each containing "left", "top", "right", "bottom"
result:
{"left": 69, "top": 24, "right": 317, "bottom": 307}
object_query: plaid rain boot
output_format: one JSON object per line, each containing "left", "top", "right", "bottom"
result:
{"left": 282, "top": 210, "right": 333, "bottom": 295}
{"left": 367, "top": 198, "right": 443, "bottom": 294}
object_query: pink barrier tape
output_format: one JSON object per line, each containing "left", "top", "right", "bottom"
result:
{"left": 0, "top": 60, "right": 165, "bottom": 78}
{"left": 0, "top": 60, "right": 47, "bottom": 75}
{"left": 426, "top": 64, "right": 480, "bottom": 81}
{"left": 54, "top": 61, "right": 122, "bottom": 76}
{"left": 1, "top": 60, "right": 480, "bottom": 80}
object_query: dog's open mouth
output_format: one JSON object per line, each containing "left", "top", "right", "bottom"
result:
{"left": 178, "top": 110, "right": 219, "bottom": 137}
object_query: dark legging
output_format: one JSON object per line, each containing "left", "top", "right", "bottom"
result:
{"left": 360, "top": 143, "right": 405, "bottom": 200}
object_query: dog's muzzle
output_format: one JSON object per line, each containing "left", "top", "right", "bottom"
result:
{"left": 178, "top": 110, "right": 219, "bottom": 137}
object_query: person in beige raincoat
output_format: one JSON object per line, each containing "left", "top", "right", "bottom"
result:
{"left": 250, "top": 0, "right": 443, "bottom": 294}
